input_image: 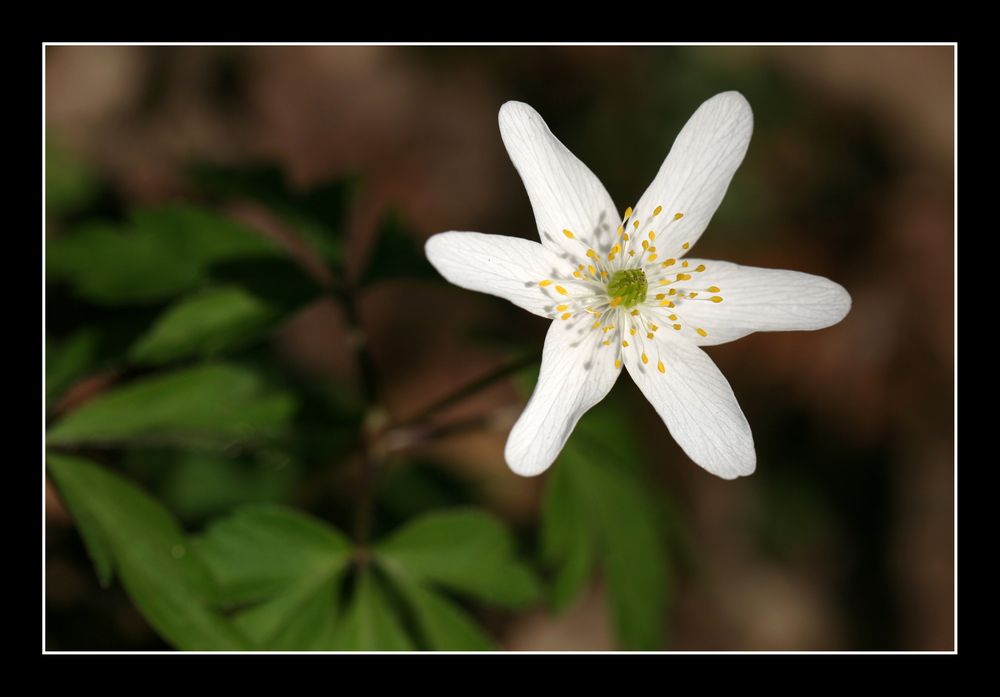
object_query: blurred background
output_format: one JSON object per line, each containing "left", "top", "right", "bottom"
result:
{"left": 44, "top": 45, "right": 954, "bottom": 651}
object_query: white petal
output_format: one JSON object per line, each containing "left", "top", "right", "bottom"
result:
{"left": 633, "top": 92, "right": 753, "bottom": 257}
{"left": 499, "top": 101, "right": 620, "bottom": 259}
{"left": 505, "top": 320, "right": 621, "bottom": 476}
{"left": 623, "top": 336, "right": 754, "bottom": 479}
{"left": 425, "top": 231, "right": 576, "bottom": 319}
{"left": 674, "top": 259, "right": 852, "bottom": 346}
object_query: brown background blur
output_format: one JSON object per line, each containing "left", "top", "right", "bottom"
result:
{"left": 45, "top": 45, "right": 954, "bottom": 651}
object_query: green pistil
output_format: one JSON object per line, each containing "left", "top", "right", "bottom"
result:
{"left": 607, "top": 268, "right": 648, "bottom": 309}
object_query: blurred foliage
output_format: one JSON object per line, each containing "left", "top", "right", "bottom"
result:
{"left": 542, "top": 404, "right": 671, "bottom": 650}
{"left": 47, "top": 206, "right": 279, "bottom": 306}
{"left": 191, "top": 163, "right": 353, "bottom": 267}
{"left": 45, "top": 149, "right": 554, "bottom": 651}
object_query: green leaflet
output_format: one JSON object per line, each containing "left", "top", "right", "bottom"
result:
{"left": 376, "top": 508, "right": 541, "bottom": 608}
{"left": 46, "top": 454, "right": 250, "bottom": 650}
{"left": 47, "top": 363, "right": 295, "bottom": 449}
{"left": 331, "top": 571, "right": 414, "bottom": 651}
{"left": 129, "top": 286, "right": 278, "bottom": 365}
{"left": 194, "top": 505, "right": 352, "bottom": 650}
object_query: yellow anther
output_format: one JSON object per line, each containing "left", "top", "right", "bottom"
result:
{"left": 658, "top": 300, "right": 673, "bottom": 307}
{"left": 707, "top": 286, "right": 720, "bottom": 293}
{"left": 628, "top": 250, "right": 636, "bottom": 256}
{"left": 655, "top": 293, "right": 665, "bottom": 299}
{"left": 674, "top": 213, "right": 684, "bottom": 221}
{"left": 563, "top": 229, "right": 575, "bottom": 239}
{"left": 573, "top": 271, "right": 582, "bottom": 278}
{"left": 688, "top": 292, "right": 699, "bottom": 298}
{"left": 642, "top": 240, "right": 649, "bottom": 250}
{"left": 586, "top": 249, "right": 598, "bottom": 258}
{"left": 682, "top": 260, "right": 689, "bottom": 268}
{"left": 556, "top": 304, "right": 568, "bottom": 312}
{"left": 672, "top": 324, "right": 682, "bottom": 331}
{"left": 555, "top": 285, "right": 568, "bottom": 295}
{"left": 641, "top": 353, "right": 649, "bottom": 365}
{"left": 696, "top": 328, "right": 708, "bottom": 337}
{"left": 662, "top": 258, "right": 676, "bottom": 267}
{"left": 592, "top": 321, "right": 601, "bottom": 329}
{"left": 588, "top": 265, "right": 596, "bottom": 276}
{"left": 602, "top": 340, "right": 610, "bottom": 346}
{"left": 615, "top": 359, "right": 622, "bottom": 369}
{"left": 653, "top": 205, "right": 663, "bottom": 216}
{"left": 539, "top": 280, "right": 552, "bottom": 287}
{"left": 600, "top": 271, "right": 608, "bottom": 279}
{"left": 649, "top": 324, "right": 658, "bottom": 331}
{"left": 668, "top": 289, "right": 677, "bottom": 296}
{"left": 682, "top": 242, "right": 690, "bottom": 250}
{"left": 668, "top": 314, "right": 677, "bottom": 321}
{"left": 633, "top": 220, "right": 640, "bottom": 230}
{"left": 561, "top": 313, "right": 572, "bottom": 320}
{"left": 648, "top": 231, "right": 656, "bottom": 240}
{"left": 617, "top": 226, "right": 624, "bottom": 236}
{"left": 610, "top": 296, "right": 623, "bottom": 307}
{"left": 630, "top": 309, "right": 640, "bottom": 316}
{"left": 609, "top": 244, "right": 621, "bottom": 256}
{"left": 648, "top": 254, "right": 658, "bottom": 262}
{"left": 647, "top": 332, "right": 654, "bottom": 340}
{"left": 709, "top": 296, "right": 724, "bottom": 303}
{"left": 630, "top": 327, "right": 637, "bottom": 335}
{"left": 624, "top": 206, "right": 633, "bottom": 220}
{"left": 623, "top": 233, "right": 630, "bottom": 242}
{"left": 622, "top": 340, "right": 630, "bottom": 347}
{"left": 647, "top": 246, "right": 656, "bottom": 253}
{"left": 657, "top": 360, "right": 666, "bottom": 374}
{"left": 695, "top": 264, "right": 706, "bottom": 272}
{"left": 676, "top": 273, "right": 692, "bottom": 281}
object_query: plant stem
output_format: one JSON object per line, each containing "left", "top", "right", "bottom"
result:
{"left": 394, "top": 353, "right": 538, "bottom": 428}
{"left": 330, "top": 285, "right": 382, "bottom": 552}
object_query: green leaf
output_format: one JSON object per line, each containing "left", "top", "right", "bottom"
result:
{"left": 331, "top": 571, "right": 414, "bottom": 651}
{"left": 387, "top": 572, "right": 495, "bottom": 651}
{"left": 47, "top": 363, "right": 295, "bottom": 449}
{"left": 46, "top": 454, "right": 249, "bottom": 650}
{"left": 129, "top": 286, "right": 278, "bottom": 365}
{"left": 360, "top": 210, "right": 437, "bottom": 287}
{"left": 47, "top": 205, "right": 278, "bottom": 305}
{"left": 376, "top": 508, "right": 541, "bottom": 608}
{"left": 194, "top": 505, "right": 351, "bottom": 650}
{"left": 544, "top": 406, "right": 671, "bottom": 650}
{"left": 191, "top": 163, "right": 355, "bottom": 267}
{"left": 46, "top": 329, "right": 101, "bottom": 403}
{"left": 46, "top": 135, "right": 98, "bottom": 215}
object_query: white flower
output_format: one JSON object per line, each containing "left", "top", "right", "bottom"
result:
{"left": 425, "top": 92, "right": 851, "bottom": 479}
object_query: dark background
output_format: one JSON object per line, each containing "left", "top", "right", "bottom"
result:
{"left": 45, "top": 45, "right": 954, "bottom": 651}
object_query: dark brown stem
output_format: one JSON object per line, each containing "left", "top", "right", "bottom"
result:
{"left": 394, "top": 353, "right": 538, "bottom": 429}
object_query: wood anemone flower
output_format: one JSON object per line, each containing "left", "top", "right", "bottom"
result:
{"left": 425, "top": 92, "right": 851, "bottom": 479}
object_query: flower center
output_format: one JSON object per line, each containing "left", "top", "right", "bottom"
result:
{"left": 607, "top": 268, "right": 648, "bottom": 309}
